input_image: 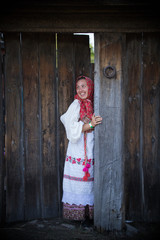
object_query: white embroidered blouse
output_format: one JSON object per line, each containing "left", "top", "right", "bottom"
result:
{"left": 60, "top": 99, "right": 94, "bottom": 206}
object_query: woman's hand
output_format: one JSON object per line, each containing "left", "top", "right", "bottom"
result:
{"left": 91, "top": 113, "right": 102, "bottom": 127}
{"left": 82, "top": 114, "right": 102, "bottom": 132}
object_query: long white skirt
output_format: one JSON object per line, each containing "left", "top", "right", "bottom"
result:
{"left": 62, "top": 131, "right": 94, "bottom": 220}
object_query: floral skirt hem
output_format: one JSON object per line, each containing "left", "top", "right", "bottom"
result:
{"left": 63, "top": 203, "right": 94, "bottom": 221}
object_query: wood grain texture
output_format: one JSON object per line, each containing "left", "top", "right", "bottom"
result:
{"left": 0, "top": 38, "right": 5, "bottom": 223}
{"left": 5, "top": 33, "right": 24, "bottom": 222}
{"left": 142, "top": 33, "right": 160, "bottom": 221}
{"left": 39, "top": 33, "right": 58, "bottom": 218}
{"left": 124, "top": 34, "right": 143, "bottom": 220}
{"left": 22, "top": 33, "right": 42, "bottom": 220}
{"left": 124, "top": 33, "right": 160, "bottom": 222}
{"left": 94, "top": 33, "right": 125, "bottom": 231}
{"left": 3, "top": 31, "right": 160, "bottom": 226}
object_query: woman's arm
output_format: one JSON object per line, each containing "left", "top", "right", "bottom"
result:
{"left": 60, "top": 100, "right": 84, "bottom": 143}
{"left": 82, "top": 114, "right": 102, "bottom": 132}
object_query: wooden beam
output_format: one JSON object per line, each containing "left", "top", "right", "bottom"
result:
{"left": 1, "top": 0, "right": 157, "bottom": 14}
{"left": 0, "top": 0, "right": 159, "bottom": 32}
{"left": 0, "top": 13, "right": 159, "bottom": 33}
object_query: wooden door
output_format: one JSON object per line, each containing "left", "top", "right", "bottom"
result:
{"left": 3, "top": 32, "right": 92, "bottom": 222}
{"left": 94, "top": 32, "right": 160, "bottom": 231}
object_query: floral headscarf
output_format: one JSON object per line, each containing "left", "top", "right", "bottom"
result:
{"left": 74, "top": 75, "right": 94, "bottom": 122}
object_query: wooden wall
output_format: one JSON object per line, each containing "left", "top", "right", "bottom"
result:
{"left": 1, "top": 30, "right": 160, "bottom": 230}
{"left": 94, "top": 32, "right": 160, "bottom": 231}
{"left": 125, "top": 33, "right": 160, "bottom": 222}
{"left": 3, "top": 32, "right": 92, "bottom": 222}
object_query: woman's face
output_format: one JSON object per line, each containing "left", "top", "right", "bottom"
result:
{"left": 76, "top": 79, "right": 89, "bottom": 100}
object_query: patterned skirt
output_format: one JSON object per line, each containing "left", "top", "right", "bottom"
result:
{"left": 63, "top": 203, "right": 94, "bottom": 221}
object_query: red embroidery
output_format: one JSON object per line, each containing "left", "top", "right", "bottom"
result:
{"left": 65, "top": 155, "right": 94, "bottom": 167}
{"left": 64, "top": 174, "right": 94, "bottom": 182}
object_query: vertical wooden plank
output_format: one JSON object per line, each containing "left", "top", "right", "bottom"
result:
{"left": 74, "top": 35, "right": 90, "bottom": 79}
{"left": 39, "top": 33, "right": 58, "bottom": 218}
{"left": 57, "top": 33, "right": 75, "bottom": 214}
{"left": 124, "top": 33, "right": 143, "bottom": 221}
{"left": 22, "top": 33, "right": 41, "bottom": 220}
{"left": 142, "top": 33, "right": 160, "bottom": 221}
{"left": 94, "top": 33, "right": 125, "bottom": 231}
{"left": 5, "top": 33, "right": 24, "bottom": 222}
{"left": 0, "top": 37, "right": 5, "bottom": 223}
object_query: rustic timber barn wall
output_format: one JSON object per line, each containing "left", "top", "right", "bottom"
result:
{"left": 3, "top": 32, "right": 92, "bottom": 222}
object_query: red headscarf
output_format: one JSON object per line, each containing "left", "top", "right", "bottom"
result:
{"left": 74, "top": 76, "right": 94, "bottom": 122}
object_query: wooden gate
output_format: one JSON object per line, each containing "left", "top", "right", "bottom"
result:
{"left": 1, "top": 31, "right": 160, "bottom": 229}
{"left": 3, "top": 32, "right": 92, "bottom": 222}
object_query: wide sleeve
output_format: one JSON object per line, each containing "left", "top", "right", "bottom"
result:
{"left": 60, "top": 99, "right": 84, "bottom": 144}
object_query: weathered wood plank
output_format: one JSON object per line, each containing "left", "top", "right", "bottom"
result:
{"left": 94, "top": 33, "right": 125, "bottom": 231}
{"left": 5, "top": 33, "right": 24, "bottom": 222}
{"left": 22, "top": 33, "right": 41, "bottom": 220}
{"left": 0, "top": 37, "right": 5, "bottom": 223}
{"left": 124, "top": 33, "right": 143, "bottom": 221}
{"left": 142, "top": 33, "right": 160, "bottom": 221}
{"left": 39, "top": 33, "right": 58, "bottom": 218}
{"left": 57, "top": 33, "right": 75, "bottom": 214}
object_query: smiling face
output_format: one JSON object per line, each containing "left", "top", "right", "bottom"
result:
{"left": 76, "top": 79, "right": 89, "bottom": 100}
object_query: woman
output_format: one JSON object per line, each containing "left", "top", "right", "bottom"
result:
{"left": 60, "top": 75, "right": 102, "bottom": 223}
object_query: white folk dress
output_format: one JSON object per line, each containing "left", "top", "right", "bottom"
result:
{"left": 60, "top": 99, "right": 94, "bottom": 220}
